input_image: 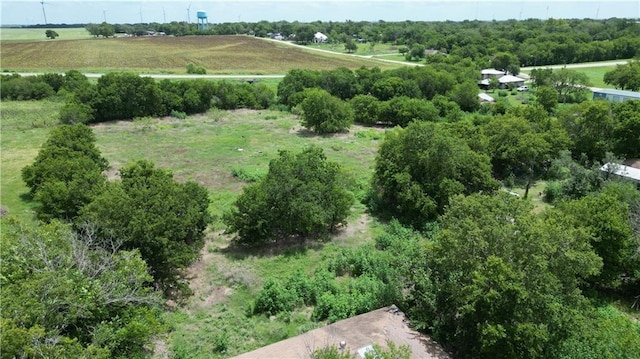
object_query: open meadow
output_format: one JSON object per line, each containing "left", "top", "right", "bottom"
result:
{"left": 0, "top": 99, "right": 387, "bottom": 357}
{"left": 0, "top": 32, "right": 399, "bottom": 74}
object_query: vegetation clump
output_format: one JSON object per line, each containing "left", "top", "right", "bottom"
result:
{"left": 224, "top": 146, "right": 353, "bottom": 244}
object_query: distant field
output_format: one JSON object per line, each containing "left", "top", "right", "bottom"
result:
{"left": 574, "top": 65, "right": 615, "bottom": 88}
{"left": 0, "top": 34, "right": 399, "bottom": 74}
{"left": 0, "top": 27, "right": 93, "bottom": 42}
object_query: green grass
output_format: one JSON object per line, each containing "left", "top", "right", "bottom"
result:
{"left": 573, "top": 66, "right": 616, "bottom": 88}
{"left": 0, "top": 27, "right": 93, "bottom": 42}
{"left": 0, "top": 99, "right": 387, "bottom": 357}
{"left": 0, "top": 100, "right": 62, "bottom": 219}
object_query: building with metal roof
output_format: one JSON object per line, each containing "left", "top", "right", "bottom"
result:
{"left": 592, "top": 88, "right": 640, "bottom": 103}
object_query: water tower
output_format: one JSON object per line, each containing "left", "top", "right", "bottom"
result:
{"left": 197, "top": 10, "right": 208, "bottom": 31}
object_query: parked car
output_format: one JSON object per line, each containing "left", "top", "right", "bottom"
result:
{"left": 517, "top": 85, "right": 529, "bottom": 92}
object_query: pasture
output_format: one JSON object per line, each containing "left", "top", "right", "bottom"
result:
{"left": 0, "top": 27, "right": 93, "bottom": 42}
{"left": 0, "top": 99, "right": 385, "bottom": 357}
{"left": 0, "top": 34, "right": 399, "bottom": 74}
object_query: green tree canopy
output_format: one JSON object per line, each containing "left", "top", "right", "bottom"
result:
{"left": 428, "top": 194, "right": 602, "bottom": 359}
{"left": 224, "top": 146, "right": 353, "bottom": 244}
{"left": 300, "top": 88, "right": 354, "bottom": 133}
{"left": 603, "top": 61, "right": 640, "bottom": 91}
{"left": 0, "top": 220, "right": 162, "bottom": 358}
{"left": 80, "top": 160, "right": 211, "bottom": 295}
{"left": 371, "top": 121, "right": 499, "bottom": 227}
{"left": 21, "top": 124, "right": 109, "bottom": 221}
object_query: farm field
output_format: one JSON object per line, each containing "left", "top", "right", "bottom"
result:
{"left": 0, "top": 27, "right": 93, "bottom": 42}
{"left": 0, "top": 34, "right": 400, "bottom": 74}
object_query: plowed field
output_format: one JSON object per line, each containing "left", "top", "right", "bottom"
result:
{"left": 0, "top": 35, "right": 393, "bottom": 73}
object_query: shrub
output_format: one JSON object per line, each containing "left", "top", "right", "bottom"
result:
{"left": 170, "top": 110, "right": 187, "bottom": 119}
{"left": 59, "top": 101, "right": 94, "bottom": 124}
{"left": 253, "top": 279, "right": 298, "bottom": 315}
{"left": 186, "top": 63, "right": 206, "bottom": 75}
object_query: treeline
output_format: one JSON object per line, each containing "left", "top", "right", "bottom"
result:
{"left": 82, "top": 17, "right": 640, "bottom": 66}
{"left": 0, "top": 71, "right": 276, "bottom": 123}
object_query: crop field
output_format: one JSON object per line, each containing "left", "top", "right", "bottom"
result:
{"left": 0, "top": 34, "right": 399, "bottom": 74}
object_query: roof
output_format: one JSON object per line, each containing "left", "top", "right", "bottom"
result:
{"left": 516, "top": 73, "right": 531, "bottom": 80}
{"left": 314, "top": 32, "right": 328, "bottom": 39}
{"left": 499, "top": 75, "right": 524, "bottom": 84}
{"left": 478, "top": 93, "right": 495, "bottom": 102}
{"left": 600, "top": 163, "right": 640, "bottom": 182}
{"left": 592, "top": 88, "right": 640, "bottom": 99}
{"left": 481, "top": 68, "right": 505, "bottom": 75}
{"left": 231, "top": 306, "right": 451, "bottom": 359}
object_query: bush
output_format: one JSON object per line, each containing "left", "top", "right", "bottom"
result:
{"left": 170, "top": 110, "right": 187, "bottom": 119}
{"left": 59, "top": 101, "right": 94, "bottom": 124}
{"left": 231, "top": 167, "right": 264, "bottom": 183}
{"left": 186, "top": 63, "right": 206, "bottom": 75}
{"left": 253, "top": 279, "right": 298, "bottom": 315}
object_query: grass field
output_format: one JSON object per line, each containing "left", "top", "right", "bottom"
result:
{"left": 0, "top": 27, "right": 93, "bottom": 42}
{"left": 0, "top": 34, "right": 400, "bottom": 74}
{"left": 0, "top": 99, "right": 386, "bottom": 357}
{"left": 573, "top": 65, "right": 615, "bottom": 88}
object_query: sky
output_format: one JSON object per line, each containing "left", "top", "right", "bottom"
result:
{"left": 1, "top": 0, "right": 639, "bottom": 26}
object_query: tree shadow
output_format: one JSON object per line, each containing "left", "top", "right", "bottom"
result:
{"left": 219, "top": 234, "right": 327, "bottom": 260}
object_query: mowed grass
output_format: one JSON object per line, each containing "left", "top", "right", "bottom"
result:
{"left": 0, "top": 34, "right": 400, "bottom": 74}
{"left": 573, "top": 65, "right": 615, "bottom": 88}
{"left": 0, "top": 27, "right": 94, "bottom": 42}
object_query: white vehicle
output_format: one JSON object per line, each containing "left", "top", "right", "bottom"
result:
{"left": 517, "top": 85, "right": 529, "bottom": 92}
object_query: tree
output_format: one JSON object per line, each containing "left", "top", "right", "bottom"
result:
{"left": 1, "top": 220, "right": 162, "bottom": 358}
{"left": 92, "top": 72, "right": 163, "bottom": 122}
{"left": 378, "top": 96, "right": 439, "bottom": 126}
{"left": 277, "top": 69, "right": 321, "bottom": 107}
{"left": 612, "top": 100, "right": 640, "bottom": 158}
{"left": 300, "top": 88, "right": 354, "bottom": 133}
{"left": 448, "top": 81, "right": 480, "bottom": 112}
{"left": 427, "top": 194, "right": 602, "bottom": 359}
{"left": 558, "top": 183, "right": 640, "bottom": 287}
{"left": 603, "top": 61, "right": 640, "bottom": 91}
{"left": 372, "top": 122, "right": 499, "bottom": 227}
{"left": 349, "top": 94, "right": 381, "bottom": 125}
{"left": 483, "top": 115, "right": 556, "bottom": 198}
{"left": 45, "top": 29, "right": 59, "bottom": 39}
{"left": 224, "top": 146, "right": 353, "bottom": 244}
{"left": 344, "top": 38, "right": 358, "bottom": 53}
{"left": 560, "top": 100, "right": 615, "bottom": 161}
{"left": 491, "top": 52, "right": 520, "bottom": 75}
{"left": 79, "top": 160, "right": 211, "bottom": 295}
{"left": 535, "top": 85, "right": 559, "bottom": 113}
{"left": 21, "top": 124, "right": 109, "bottom": 221}
{"left": 551, "top": 68, "right": 591, "bottom": 103}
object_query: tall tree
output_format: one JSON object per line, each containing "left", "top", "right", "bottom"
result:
{"left": 1, "top": 220, "right": 162, "bottom": 358}
{"left": 428, "top": 194, "right": 602, "bottom": 359}
{"left": 21, "top": 124, "right": 109, "bottom": 221}
{"left": 300, "top": 88, "right": 354, "bottom": 133}
{"left": 80, "top": 160, "right": 211, "bottom": 295}
{"left": 224, "top": 146, "right": 353, "bottom": 244}
{"left": 603, "top": 61, "right": 640, "bottom": 91}
{"left": 372, "top": 122, "right": 499, "bottom": 227}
